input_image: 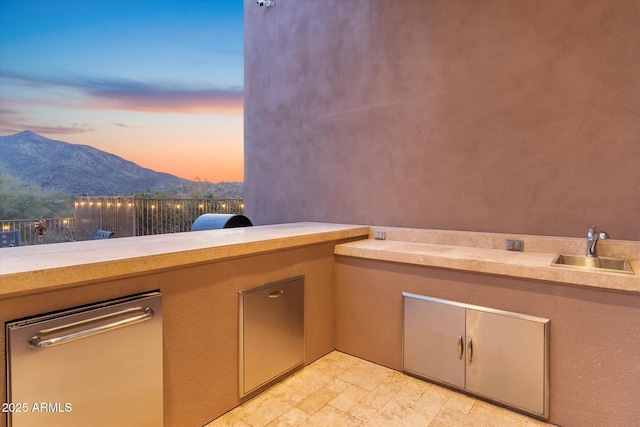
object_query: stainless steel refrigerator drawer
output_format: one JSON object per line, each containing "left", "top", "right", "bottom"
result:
{"left": 6, "top": 291, "right": 163, "bottom": 427}
{"left": 239, "top": 277, "right": 304, "bottom": 397}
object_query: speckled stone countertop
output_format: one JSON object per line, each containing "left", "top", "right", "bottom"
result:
{"left": 334, "top": 227, "right": 640, "bottom": 294}
{"left": 0, "top": 222, "right": 370, "bottom": 298}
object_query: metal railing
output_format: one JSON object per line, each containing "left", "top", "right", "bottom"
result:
{"left": 1, "top": 218, "right": 76, "bottom": 246}
{"left": 1, "top": 198, "right": 245, "bottom": 245}
{"left": 74, "top": 197, "right": 244, "bottom": 240}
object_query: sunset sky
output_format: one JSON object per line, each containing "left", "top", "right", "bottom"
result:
{"left": 0, "top": 0, "right": 244, "bottom": 182}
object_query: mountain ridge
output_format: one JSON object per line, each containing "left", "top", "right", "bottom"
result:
{"left": 0, "top": 131, "right": 240, "bottom": 196}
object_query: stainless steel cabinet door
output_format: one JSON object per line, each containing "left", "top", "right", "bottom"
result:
{"left": 466, "top": 309, "right": 547, "bottom": 416}
{"left": 403, "top": 296, "right": 465, "bottom": 388}
{"left": 239, "top": 277, "right": 304, "bottom": 397}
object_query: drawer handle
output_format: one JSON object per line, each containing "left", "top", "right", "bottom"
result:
{"left": 268, "top": 290, "right": 285, "bottom": 298}
{"left": 29, "top": 307, "right": 154, "bottom": 348}
{"left": 467, "top": 338, "right": 473, "bottom": 363}
{"left": 457, "top": 336, "right": 463, "bottom": 359}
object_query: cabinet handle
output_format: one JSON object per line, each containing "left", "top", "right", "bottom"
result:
{"left": 457, "top": 336, "right": 463, "bottom": 359}
{"left": 268, "top": 290, "right": 285, "bottom": 298}
{"left": 467, "top": 338, "right": 473, "bottom": 363}
{"left": 29, "top": 307, "right": 154, "bottom": 348}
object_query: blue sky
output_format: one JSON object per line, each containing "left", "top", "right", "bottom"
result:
{"left": 0, "top": 0, "right": 244, "bottom": 181}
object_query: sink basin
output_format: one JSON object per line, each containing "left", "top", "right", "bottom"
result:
{"left": 551, "top": 254, "right": 634, "bottom": 274}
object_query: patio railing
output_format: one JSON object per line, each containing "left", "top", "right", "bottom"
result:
{"left": 1, "top": 197, "right": 244, "bottom": 246}
{"left": 74, "top": 197, "right": 244, "bottom": 240}
{"left": 1, "top": 218, "right": 75, "bottom": 246}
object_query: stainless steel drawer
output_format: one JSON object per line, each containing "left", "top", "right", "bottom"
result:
{"left": 239, "top": 277, "right": 304, "bottom": 397}
{"left": 6, "top": 292, "right": 163, "bottom": 427}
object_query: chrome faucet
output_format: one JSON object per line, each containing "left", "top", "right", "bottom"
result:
{"left": 587, "top": 226, "right": 608, "bottom": 257}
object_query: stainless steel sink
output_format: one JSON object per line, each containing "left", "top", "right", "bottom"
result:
{"left": 551, "top": 254, "right": 634, "bottom": 274}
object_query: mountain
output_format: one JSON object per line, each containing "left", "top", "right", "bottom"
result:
{"left": 0, "top": 131, "right": 228, "bottom": 196}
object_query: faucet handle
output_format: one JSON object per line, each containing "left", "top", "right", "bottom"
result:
{"left": 598, "top": 231, "right": 609, "bottom": 240}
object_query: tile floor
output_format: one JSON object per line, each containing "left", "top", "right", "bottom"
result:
{"left": 206, "top": 351, "right": 556, "bottom": 427}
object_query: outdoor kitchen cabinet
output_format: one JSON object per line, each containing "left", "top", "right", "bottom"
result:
{"left": 239, "top": 276, "right": 304, "bottom": 398}
{"left": 403, "top": 292, "right": 549, "bottom": 419}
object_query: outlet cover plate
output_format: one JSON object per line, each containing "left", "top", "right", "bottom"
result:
{"left": 506, "top": 239, "right": 524, "bottom": 251}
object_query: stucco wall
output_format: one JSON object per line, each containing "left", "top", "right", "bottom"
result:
{"left": 244, "top": 0, "right": 640, "bottom": 240}
{"left": 334, "top": 256, "right": 640, "bottom": 426}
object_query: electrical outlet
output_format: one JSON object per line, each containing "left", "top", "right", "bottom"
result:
{"left": 505, "top": 239, "right": 524, "bottom": 251}
{"left": 374, "top": 231, "right": 386, "bottom": 240}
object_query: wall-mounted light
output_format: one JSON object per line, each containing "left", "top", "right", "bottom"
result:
{"left": 257, "top": 0, "right": 274, "bottom": 7}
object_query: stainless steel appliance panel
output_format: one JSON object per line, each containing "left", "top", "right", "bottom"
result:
{"left": 6, "top": 292, "right": 163, "bottom": 427}
{"left": 466, "top": 309, "right": 547, "bottom": 416}
{"left": 403, "top": 296, "right": 466, "bottom": 388}
{"left": 239, "top": 277, "right": 304, "bottom": 397}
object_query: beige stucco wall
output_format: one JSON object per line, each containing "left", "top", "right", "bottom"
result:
{"left": 244, "top": 0, "right": 640, "bottom": 240}
{"left": 0, "top": 242, "right": 342, "bottom": 427}
{"left": 334, "top": 256, "right": 640, "bottom": 426}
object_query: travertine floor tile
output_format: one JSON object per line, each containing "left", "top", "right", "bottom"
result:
{"left": 206, "top": 351, "right": 558, "bottom": 427}
{"left": 296, "top": 386, "right": 339, "bottom": 415}
{"left": 327, "top": 384, "right": 368, "bottom": 412}
{"left": 282, "top": 368, "right": 333, "bottom": 396}
{"left": 206, "top": 412, "right": 251, "bottom": 427}
{"left": 443, "top": 391, "right": 476, "bottom": 415}
{"left": 429, "top": 406, "right": 480, "bottom": 427}
{"left": 366, "top": 400, "right": 435, "bottom": 427}
{"left": 300, "top": 405, "right": 362, "bottom": 427}
{"left": 265, "top": 407, "right": 308, "bottom": 427}
{"left": 304, "top": 358, "right": 349, "bottom": 378}
{"left": 232, "top": 393, "right": 292, "bottom": 427}
{"left": 338, "top": 359, "right": 393, "bottom": 391}
{"left": 410, "top": 383, "right": 451, "bottom": 418}
{"left": 358, "top": 377, "right": 402, "bottom": 409}
{"left": 321, "top": 351, "right": 360, "bottom": 369}
{"left": 347, "top": 400, "right": 379, "bottom": 423}
{"left": 468, "top": 400, "right": 529, "bottom": 427}
{"left": 323, "top": 377, "right": 351, "bottom": 394}
{"left": 267, "top": 382, "right": 307, "bottom": 407}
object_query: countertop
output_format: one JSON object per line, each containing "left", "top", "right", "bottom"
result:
{"left": 0, "top": 222, "right": 370, "bottom": 298}
{"left": 2, "top": 222, "right": 638, "bottom": 298}
{"left": 335, "top": 238, "right": 640, "bottom": 294}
